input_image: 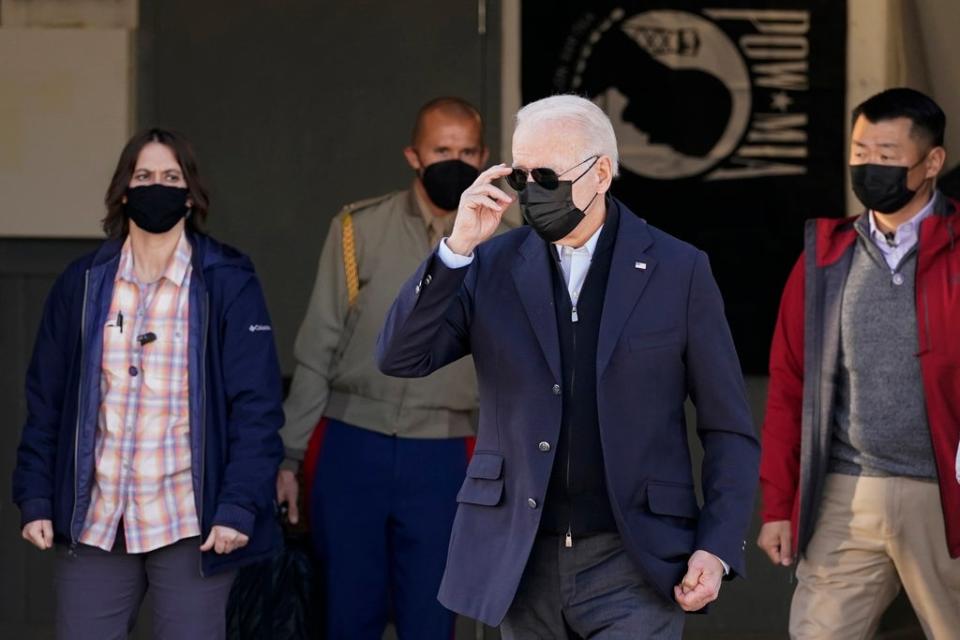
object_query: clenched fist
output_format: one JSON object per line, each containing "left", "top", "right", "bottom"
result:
{"left": 22, "top": 519, "right": 53, "bottom": 550}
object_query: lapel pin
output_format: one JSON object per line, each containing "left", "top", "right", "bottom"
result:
{"left": 634, "top": 261, "right": 647, "bottom": 270}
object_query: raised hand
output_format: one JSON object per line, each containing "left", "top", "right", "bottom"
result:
{"left": 447, "top": 164, "right": 514, "bottom": 256}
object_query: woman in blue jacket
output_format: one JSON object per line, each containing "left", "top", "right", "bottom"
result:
{"left": 12, "top": 129, "right": 285, "bottom": 640}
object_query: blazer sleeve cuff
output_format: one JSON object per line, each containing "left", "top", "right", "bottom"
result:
{"left": 212, "top": 502, "right": 256, "bottom": 537}
{"left": 19, "top": 497, "right": 53, "bottom": 529}
{"left": 712, "top": 553, "right": 731, "bottom": 576}
{"left": 695, "top": 535, "right": 746, "bottom": 579}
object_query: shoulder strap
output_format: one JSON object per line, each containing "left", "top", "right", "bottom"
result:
{"left": 337, "top": 190, "right": 401, "bottom": 309}
{"left": 341, "top": 213, "right": 360, "bottom": 308}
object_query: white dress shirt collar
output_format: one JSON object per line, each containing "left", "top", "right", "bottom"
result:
{"left": 554, "top": 223, "right": 604, "bottom": 260}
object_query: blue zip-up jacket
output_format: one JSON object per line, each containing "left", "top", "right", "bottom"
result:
{"left": 12, "top": 231, "right": 285, "bottom": 575}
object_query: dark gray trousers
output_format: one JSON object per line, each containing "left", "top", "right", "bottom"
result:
{"left": 54, "top": 535, "right": 236, "bottom": 640}
{"left": 500, "top": 533, "right": 684, "bottom": 640}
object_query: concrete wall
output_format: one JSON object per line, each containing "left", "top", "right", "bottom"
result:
{"left": 0, "top": 0, "right": 136, "bottom": 237}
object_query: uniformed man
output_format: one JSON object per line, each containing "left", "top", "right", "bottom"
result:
{"left": 276, "top": 97, "right": 516, "bottom": 639}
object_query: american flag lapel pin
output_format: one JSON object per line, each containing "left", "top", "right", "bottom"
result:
{"left": 634, "top": 261, "right": 647, "bottom": 270}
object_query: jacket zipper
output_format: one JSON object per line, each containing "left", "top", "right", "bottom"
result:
{"left": 70, "top": 270, "right": 91, "bottom": 553}
{"left": 198, "top": 292, "right": 210, "bottom": 576}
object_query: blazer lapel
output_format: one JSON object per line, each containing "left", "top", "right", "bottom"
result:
{"left": 512, "top": 231, "right": 562, "bottom": 383}
{"left": 597, "top": 205, "right": 657, "bottom": 376}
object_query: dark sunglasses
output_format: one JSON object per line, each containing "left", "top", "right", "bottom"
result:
{"left": 506, "top": 154, "right": 600, "bottom": 192}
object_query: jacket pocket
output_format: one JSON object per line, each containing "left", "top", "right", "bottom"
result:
{"left": 456, "top": 451, "right": 504, "bottom": 506}
{"left": 646, "top": 481, "right": 699, "bottom": 519}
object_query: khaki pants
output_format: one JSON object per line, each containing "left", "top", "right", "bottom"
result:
{"left": 790, "top": 474, "right": 960, "bottom": 640}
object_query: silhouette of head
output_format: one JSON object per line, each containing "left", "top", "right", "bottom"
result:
{"left": 581, "top": 27, "right": 732, "bottom": 158}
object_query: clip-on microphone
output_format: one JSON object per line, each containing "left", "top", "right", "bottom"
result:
{"left": 137, "top": 332, "right": 157, "bottom": 347}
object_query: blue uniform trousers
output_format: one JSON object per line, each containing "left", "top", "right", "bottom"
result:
{"left": 310, "top": 418, "right": 470, "bottom": 639}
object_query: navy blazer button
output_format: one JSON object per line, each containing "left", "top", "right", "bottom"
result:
{"left": 552, "top": 384, "right": 561, "bottom": 395}
{"left": 424, "top": 274, "right": 433, "bottom": 286}
{"left": 527, "top": 498, "right": 538, "bottom": 509}
{"left": 538, "top": 441, "right": 550, "bottom": 452}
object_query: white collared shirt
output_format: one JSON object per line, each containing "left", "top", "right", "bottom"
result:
{"left": 555, "top": 225, "right": 604, "bottom": 321}
{"left": 438, "top": 226, "right": 604, "bottom": 324}
{"left": 436, "top": 224, "right": 605, "bottom": 278}
{"left": 867, "top": 195, "right": 937, "bottom": 271}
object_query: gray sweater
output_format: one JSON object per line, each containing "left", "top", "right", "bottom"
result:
{"left": 829, "top": 235, "right": 936, "bottom": 479}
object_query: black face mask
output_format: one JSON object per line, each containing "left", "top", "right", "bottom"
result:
{"left": 420, "top": 159, "right": 480, "bottom": 211}
{"left": 850, "top": 158, "right": 926, "bottom": 214}
{"left": 125, "top": 185, "right": 190, "bottom": 233}
{"left": 519, "top": 165, "right": 599, "bottom": 243}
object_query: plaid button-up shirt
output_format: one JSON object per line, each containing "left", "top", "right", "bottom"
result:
{"left": 80, "top": 232, "right": 200, "bottom": 553}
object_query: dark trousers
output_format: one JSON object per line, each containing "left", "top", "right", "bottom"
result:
{"left": 310, "top": 419, "right": 470, "bottom": 640}
{"left": 500, "top": 533, "right": 684, "bottom": 640}
{"left": 55, "top": 535, "right": 236, "bottom": 640}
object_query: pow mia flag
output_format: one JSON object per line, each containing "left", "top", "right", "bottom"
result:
{"left": 522, "top": 1, "right": 847, "bottom": 373}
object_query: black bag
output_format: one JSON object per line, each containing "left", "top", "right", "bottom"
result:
{"left": 226, "top": 528, "right": 323, "bottom": 639}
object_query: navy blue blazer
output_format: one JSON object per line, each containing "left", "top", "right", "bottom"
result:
{"left": 377, "top": 198, "right": 759, "bottom": 626}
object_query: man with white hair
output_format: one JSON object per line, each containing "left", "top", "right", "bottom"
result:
{"left": 377, "top": 95, "right": 759, "bottom": 638}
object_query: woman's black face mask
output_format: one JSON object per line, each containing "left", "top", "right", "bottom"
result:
{"left": 125, "top": 184, "right": 190, "bottom": 234}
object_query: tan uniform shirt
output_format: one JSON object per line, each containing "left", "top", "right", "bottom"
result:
{"left": 280, "top": 184, "right": 518, "bottom": 464}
